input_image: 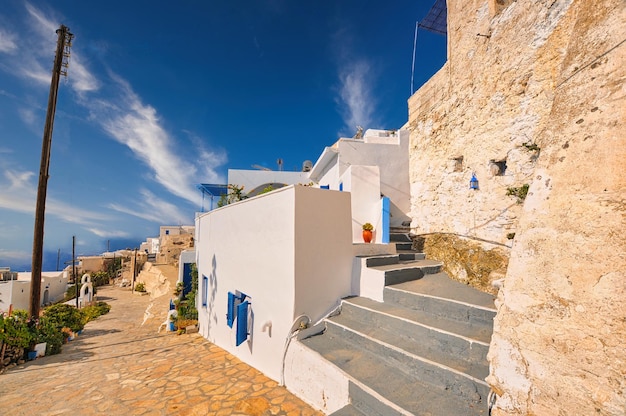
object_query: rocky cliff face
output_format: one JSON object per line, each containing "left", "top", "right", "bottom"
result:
{"left": 407, "top": 0, "right": 626, "bottom": 414}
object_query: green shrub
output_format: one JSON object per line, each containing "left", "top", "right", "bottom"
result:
{"left": 506, "top": 184, "right": 530, "bottom": 204}
{"left": 43, "top": 304, "right": 85, "bottom": 333}
{"left": 135, "top": 282, "right": 146, "bottom": 292}
{"left": 81, "top": 302, "right": 111, "bottom": 325}
{"left": 0, "top": 310, "right": 36, "bottom": 349}
{"left": 36, "top": 315, "right": 64, "bottom": 355}
{"left": 91, "top": 271, "right": 109, "bottom": 287}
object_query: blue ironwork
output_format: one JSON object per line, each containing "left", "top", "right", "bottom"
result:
{"left": 236, "top": 301, "right": 250, "bottom": 346}
{"left": 197, "top": 183, "right": 229, "bottom": 212}
{"left": 419, "top": 0, "right": 447, "bottom": 36}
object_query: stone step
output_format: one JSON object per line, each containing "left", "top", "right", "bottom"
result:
{"left": 396, "top": 251, "right": 425, "bottom": 261}
{"left": 364, "top": 255, "right": 400, "bottom": 268}
{"left": 324, "top": 317, "right": 490, "bottom": 399}
{"left": 389, "top": 233, "right": 412, "bottom": 243}
{"left": 393, "top": 242, "right": 413, "bottom": 251}
{"left": 384, "top": 272, "right": 496, "bottom": 330}
{"left": 334, "top": 298, "right": 491, "bottom": 378}
{"left": 302, "top": 328, "right": 488, "bottom": 416}
{"left": 328, "top": 404, "right": 367, "bottom": 416}
{"left": 368, "top": 259, "right": 443, "bottom": 286}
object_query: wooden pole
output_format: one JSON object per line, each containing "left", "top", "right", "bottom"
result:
{"left": 73, "top": 236, "right": 78, "bottom": 308}
{"left": 29, "top": 25, "right": 72, "bottom": 320}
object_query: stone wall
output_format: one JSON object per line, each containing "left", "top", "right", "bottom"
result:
{"left": 407, "top": 0, "right": 625, "bottom": 414}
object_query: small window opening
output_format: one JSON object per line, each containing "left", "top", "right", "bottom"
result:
{"left": 489, "top": 159, "right": 507, "bottom": 176}
{"left": 452, "top": 156, "right": 464, "bottom": 172}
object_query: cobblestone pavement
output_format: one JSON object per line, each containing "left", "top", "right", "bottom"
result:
{"left": 0, "top": 282, "right": 322, "bottom": 416}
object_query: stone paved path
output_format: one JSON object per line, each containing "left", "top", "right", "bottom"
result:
{"left": 0, "top": 282, "right": 322, "bottom": 416}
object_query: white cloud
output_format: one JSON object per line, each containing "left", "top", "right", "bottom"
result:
{"left": 108, "top": 189, "right": 190, "bottom": 225}
{"left": 97, "top": 77, "right": 226, "bottom": 204}
{"left": 0, "top": 29, "right": 18, "bottom": 53}
{"left": 337, "top": 60, "right": 377, "bottom": 134}
{"left": 24, "top": 3, "right": 59, "bottom": 40}
{"left": 86, "top": 228, "right": 130, "bottom": 238}
{"left": 0, "top": 167, "right": 111, "bottom": 226}
{"left": 3, "top": 3, "right": 224, "bottom": 226}
{"left": 18, "top": 107, "right": 37, "bottom": 126}
{"left": 70, "top": 54, "right": 100, "bottom": 93}
{"left": 0, "top": 248, "right": 30, "bottom": 262}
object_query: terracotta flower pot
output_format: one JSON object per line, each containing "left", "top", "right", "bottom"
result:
{"left": 362, "top": 230, "right": 373, "bottom": 243}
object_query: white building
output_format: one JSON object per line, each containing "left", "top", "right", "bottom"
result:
{"left": 0, "top": 271, "right": 69, "bottom": 313}
{"left": 194, "top": 128, "right": 408, "bottom": 384}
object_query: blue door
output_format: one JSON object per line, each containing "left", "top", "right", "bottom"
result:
{"left": 182, "top": 263, "right": 193, "bottom": 297}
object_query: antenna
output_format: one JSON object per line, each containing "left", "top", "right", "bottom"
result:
{"left": 411, "top": 21, "right": 418, "bottom": 95}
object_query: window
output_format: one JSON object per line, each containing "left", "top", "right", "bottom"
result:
{"left": 202, "top": 275, "right": 208, "bottom": 307}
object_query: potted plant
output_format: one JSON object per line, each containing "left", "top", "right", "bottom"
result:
{"left": 362, "top": 223, "right": 374, "bottom": 243}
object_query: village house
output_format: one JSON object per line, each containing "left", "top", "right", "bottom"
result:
{"left": 190, "top": 0, "right": 624, "bottom": 414}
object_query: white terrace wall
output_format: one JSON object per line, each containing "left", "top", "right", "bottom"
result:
{"left": 311, "top": 130, "right": 411, "bottom": 229}
{"left": 0, "top": 271, "right": 68, "bottom": 312}
{"left": 408, "top": 0, "right": 625, "bottom": 414}
{"left": 228, "top": 169, "right": 310, "bottom": 193}
{"left": 195, "top": 185, "right": 353, "bottom": 381}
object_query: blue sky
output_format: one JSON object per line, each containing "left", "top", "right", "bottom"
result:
{"left": 0, "top": 1, "right": 446, "bottom": 271}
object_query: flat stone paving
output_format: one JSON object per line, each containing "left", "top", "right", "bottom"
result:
{"left": 0, "top": 283, "right": 322, "bottom": 416}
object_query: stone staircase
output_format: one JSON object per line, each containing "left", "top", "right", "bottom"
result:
{"left": 298, "top": 233, "right": 496, "bottom": 415}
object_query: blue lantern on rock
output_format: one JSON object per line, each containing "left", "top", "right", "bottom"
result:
{"left": 470, "top": 174, "right": 479, "bottom": 190}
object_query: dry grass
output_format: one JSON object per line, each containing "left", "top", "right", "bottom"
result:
{"left": 413, "top": 234, "right": 508, "bottom": 295}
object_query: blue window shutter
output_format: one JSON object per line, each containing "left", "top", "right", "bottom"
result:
{"left": 227, "top": 292, "right": 235, "bottom": 328}
{"left": 236, "top": 301, "right": 249, "bottom": 346}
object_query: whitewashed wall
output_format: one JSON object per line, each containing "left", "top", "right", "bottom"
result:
{"left": 340, "top": 165, "right": 383, "bottom": 243}
{"left": 228, "top": 169, "right": 310, "bottom": 193}
{"left": 0, "top": 271, "right": 68, "bottom": 312}
{"left": 195, "top": 185, "right": 353, "bottom": 381}
{"left": 309, "top": 130, "right": 411, "bottom": 228}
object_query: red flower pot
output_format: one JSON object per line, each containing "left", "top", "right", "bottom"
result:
{"left": 362, "top": 230, "right": 373, "bottom": 243}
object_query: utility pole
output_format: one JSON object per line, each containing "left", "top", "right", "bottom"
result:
{"left": 73, "top": 236, "right": 78, "bottom": 308}
{"left": 29, "top": 25, "right": 74, "bottom": 320}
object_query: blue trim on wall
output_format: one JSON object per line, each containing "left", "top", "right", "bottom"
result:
{"left": 382, "top": 197, "right": 390, "bottom": 244}
{"left": 320, "top": 184, "right": 330, "bottom": 189}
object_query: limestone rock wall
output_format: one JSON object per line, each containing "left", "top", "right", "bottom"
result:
{"left": 407, "top": 0, "right": 626, "bottom": 414}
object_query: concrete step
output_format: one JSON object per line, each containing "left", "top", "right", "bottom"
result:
{"left": 363, "top": 255, "right": 400, "bottom": 268}
{"left": 334, "top": 298, "right": 491, "bottom": 378}
{"left": 389, "top": 233, "right": 412, "bottom": 242}
{"left": 302, "top": 329, "right": 488, "bottom": 416}
{"left": 384, "top": 272, "right": 496, "bottom": 330}
{"left": 393, "top": 242, "right": 413, "bottom": 251}
{"left": 328, "top": 404, "right": 366, "bottom": 416}
{"left": 324, "top": 316, "right": 490, "bottom": 399}
{"left": 369, "top": 259, "right": 442, "bottom": 286}
{"left": 396, "top": 251, "right": 425, "bottom": 261}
